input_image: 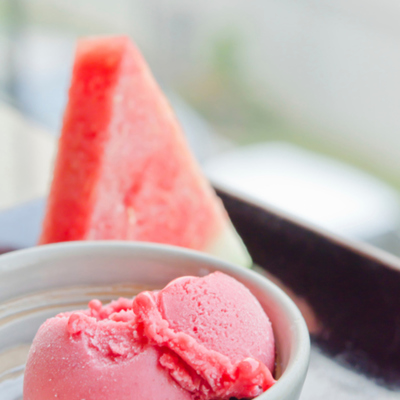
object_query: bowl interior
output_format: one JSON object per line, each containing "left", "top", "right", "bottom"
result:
{"left": 0, "top": 242, "right": 309, "bottom": 400}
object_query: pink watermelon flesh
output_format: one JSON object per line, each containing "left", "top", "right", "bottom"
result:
{"left": 40, "top": 36, "right": 243, "bottom": 256}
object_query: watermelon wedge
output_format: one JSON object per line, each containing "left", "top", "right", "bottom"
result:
{"left": 40, "top": 36, "right": 251, "bottom": 267}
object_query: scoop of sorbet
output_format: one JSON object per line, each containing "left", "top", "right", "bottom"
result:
{"left": 23, "top": 272, "right": 275, "bottom": 400}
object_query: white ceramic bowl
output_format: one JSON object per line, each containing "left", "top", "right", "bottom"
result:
{"left": 0, "top": 241, "right": 309, "bottom": 400}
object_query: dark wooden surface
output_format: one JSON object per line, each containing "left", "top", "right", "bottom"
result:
{"left": 216, "top": 187, "right": 400, "bottom": 388}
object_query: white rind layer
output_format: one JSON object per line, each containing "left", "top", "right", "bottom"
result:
{"left": 204, "top": 223, "right": 252, "bottom": 268}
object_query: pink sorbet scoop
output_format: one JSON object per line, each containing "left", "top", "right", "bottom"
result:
{"left": 23, "top": 272, "right": 275, "bottom": 400}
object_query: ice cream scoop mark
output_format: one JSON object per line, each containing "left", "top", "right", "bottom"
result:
{"left": 68, "top": 313, "right": 91, "bottom": 335}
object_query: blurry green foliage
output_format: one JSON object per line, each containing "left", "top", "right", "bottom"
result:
{"left": 182, "top": 31, "right": 296, "bottom": 145}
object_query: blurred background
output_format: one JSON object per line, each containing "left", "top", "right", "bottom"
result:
{"left": 1, "top": 0, "right": 400, "bottom": 254}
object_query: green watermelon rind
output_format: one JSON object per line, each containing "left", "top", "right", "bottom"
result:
{"left": 205, "top": 222, "right": 252, "bottom": 268}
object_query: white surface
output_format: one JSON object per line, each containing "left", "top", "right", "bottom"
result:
{"left": 0, "top": 103, "right": 56, "bottom": 211}
{"left": 204, "top": 142, "right": 400, "bottom": 241}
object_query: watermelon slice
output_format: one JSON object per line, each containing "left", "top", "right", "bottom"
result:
{"left": 40, "top": 36, "right": 250, "bottom": 267}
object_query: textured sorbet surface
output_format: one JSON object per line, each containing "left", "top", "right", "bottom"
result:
{"left": 23, "top": 272, "right": 275, "bottom": 400}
